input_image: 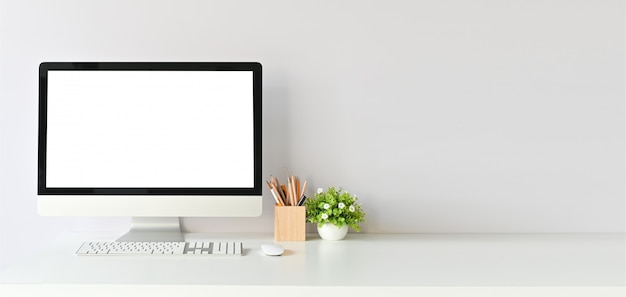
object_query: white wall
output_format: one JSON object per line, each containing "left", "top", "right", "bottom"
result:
{"left": 1, "top": 0, "right": 624, "bottom": 268}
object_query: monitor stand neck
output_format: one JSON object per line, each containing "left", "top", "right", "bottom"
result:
{"left": 116, "top": 217, "right": 184, "bottom": 242}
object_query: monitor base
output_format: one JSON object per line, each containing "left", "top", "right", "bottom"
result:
{"left": 116, "top": 217, "right": 183, "bottom": 242}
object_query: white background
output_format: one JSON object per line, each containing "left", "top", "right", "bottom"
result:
{"left": 0, "top": 0, "right": 623, "bottom": 269}
{"left": 46, "top": 71, "right": 254, "bottom": 188}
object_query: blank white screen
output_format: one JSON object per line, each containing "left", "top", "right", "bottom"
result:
{"left": 46, "top": 71, "right": 254, "bottom": 188}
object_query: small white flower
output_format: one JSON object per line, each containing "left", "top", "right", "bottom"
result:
{"left": 321, "top": 213, "right": 328, "bottom": 220}
{"left": 323, "top": 203, "right": 330, "bottom": 210}
{"left": 349, "top": 205, "right": 356, "bottom": 212}
{"left": 338, "top": 202, "right": 345, "bottom": 209}
{"left": 317, "top": 188, "right": 324, "bottom": 194}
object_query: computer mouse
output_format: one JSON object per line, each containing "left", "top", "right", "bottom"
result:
{"left": 261, "top": 244, "right": 284, "bottom": 256}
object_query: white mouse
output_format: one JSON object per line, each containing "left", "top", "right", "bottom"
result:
{"left": 261, "top": 244, "right": 284, "bottom": 256}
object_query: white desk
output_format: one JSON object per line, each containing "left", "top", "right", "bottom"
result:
{"left": 1, "top": 233, "right": 624, "bottom": 296}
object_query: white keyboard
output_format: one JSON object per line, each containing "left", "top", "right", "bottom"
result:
{"left": 76, "top": 241, "right": 243, "bottom": 256}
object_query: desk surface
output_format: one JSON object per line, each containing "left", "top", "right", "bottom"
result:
{"left": 1, "top": 232, "right": 624, "bottom": 295}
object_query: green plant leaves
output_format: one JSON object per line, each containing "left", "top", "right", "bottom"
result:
{"left": 305, "top": 186, "right": 365, "bottom": 232}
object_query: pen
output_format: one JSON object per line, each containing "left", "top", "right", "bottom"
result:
{"left": 297, "top": 195, "right": 307, "bottom": 206}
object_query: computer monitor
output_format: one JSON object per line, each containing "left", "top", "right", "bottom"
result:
{"left": 38, "top": 62, "right": 263, "bottom": 242}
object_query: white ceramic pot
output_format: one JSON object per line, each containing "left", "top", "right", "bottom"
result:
{"left": 317, "top": 223, "right": 348, "bottom": 240}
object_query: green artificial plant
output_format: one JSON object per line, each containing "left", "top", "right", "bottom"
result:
{"left": 305, "top": 186, "right": 365, "bottom": 231}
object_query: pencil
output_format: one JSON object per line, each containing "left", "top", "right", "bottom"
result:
{"left": 270, "top": 188, "right": 284, "bottom": 206}
{"left": 300, "top": 180, "right": 307, "bottom": 199}
{"left": 296, "top": 177, "right": 301, "bottom": 202}
{"left": 290, "top": 176, "right": 297, "bottom": 206}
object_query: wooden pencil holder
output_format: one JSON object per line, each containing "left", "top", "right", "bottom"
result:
{"left": 274, "top": 205, "right": 306, "bottom": 241}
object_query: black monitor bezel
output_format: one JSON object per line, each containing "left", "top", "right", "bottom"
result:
{"left": 38, "top": 62, "right": 262, "bottom": 196}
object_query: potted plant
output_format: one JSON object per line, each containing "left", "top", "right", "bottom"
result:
{"left": 305, "top": 186, "right": 365, "bottom": 240}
